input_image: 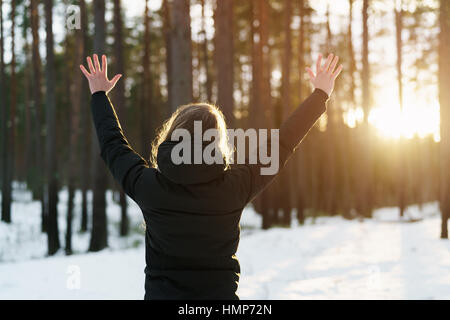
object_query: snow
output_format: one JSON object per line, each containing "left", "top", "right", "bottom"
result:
{"left": 0, "top": 186, "right": 146, "bottom": 263}
{"left": 237, "top": 204, "right": 450, "bottom": 299}
{"left": 1, "top": 187, "right": 449, "bottom": 300}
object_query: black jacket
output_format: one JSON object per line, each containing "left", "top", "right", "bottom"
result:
{"left": 90, "top": 89, "right": 328, "bottom": 300}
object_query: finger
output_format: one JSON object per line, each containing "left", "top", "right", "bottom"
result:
{"left": 306, "top": 67, "right": 315, "bottom": 81}
{"left": 332, "top": 64, "right": 343, "bottom": 79}
{"left": 328, "top": 55, "right": 339, "bottom": 74}
{"left": 94, "top": 54, "right": 101, "bottom": 73}
{"left": 102, "top": 55, "right": 107, "bottom": 75}
{"left": 110, "top": 74, "right": 122, "bottom": 87}
{"left": 316, "top": 53, "right": 323, "bottom": 73}
{"left": 80, "top": 65, "right": 91, "bottom": 78}
{"left": 87, "top": 56, "right": 95, "bottom": 74}
{"left": 323, "top": 53, "right": 334, "bottom": 72}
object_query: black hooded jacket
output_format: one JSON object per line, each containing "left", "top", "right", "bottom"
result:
{"left": 90, "top": 88, "right": 328, "bottom": 300}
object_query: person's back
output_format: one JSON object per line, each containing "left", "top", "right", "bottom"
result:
{"left": 138, "top": 143, "right": 244, "bottom": 299}
{"left": 80, "top": 52, "right": 342, "bottom": 300}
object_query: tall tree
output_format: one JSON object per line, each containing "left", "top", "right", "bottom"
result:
{"left": 9, "top": 0, "right": 17, "bottom": 215}
{"left": 439, "top": 0, "right": 450, "bottom": 239}
{"left": 0, "top": 0, "right": 10, "bottom": 223}
{"left": 338, "top": 0, "right": 356, "bottom": 218}
{"left": 162, "top": 0, "right": 173, "bottom": 110}
{"left": 0, "top": 0, "right": 9, "bottom": 223}
{"left": 113, "top": 0, "right": 129, "bottom": 236}
{"left": 79, "top": 0, "right": 90, "bottom": 233}
{"left": 89, "top": 0, "right": 108, "bottom": 252}
{"left": 214, "top": 0, "right": 234, "bottom": 127}
{"left": 278, "top": 0, "right": 293, "bottom": 226}
{"left": 294, "top": 0, "right": 307, "bottom": 225}
{"left": 168, "top": 0, "right": 193, "bottom": 111}
{"left": 2, "top": 0, "right": 18, "bottom": 224}
{"left": 22, "top": 2, "right": 32, "bottom": 184}
{"left": 200, "top": 0, "right": 212, "bottom": 102}
{"left": 281, "top": 0, "right": 292, "bottom": 122}
{"left": 66, "top": 1, "right": 85, "bottom": 254}
{"left": 358, "top": 0, "right": 373, "bottom": 218}
{"left": 250, "top": 0, "right": 262, "bottom": 128}
{"left": 140, "top": 0, "right": 152, "bottom": 160}
{"left": 323, "top": 5, "right": 337, "bottom": 215}
{"left": 30, "top": 0, "right": 45, "bottom": 231}
{"left": 44, "top": 0, "right": 60, "bottom": 255}
{"left": 252, "top": 0, "right": 274, "bottom": 229}
{"left": 348, "top": 0, "right": 357, "bottom": 106}
{"left": 395, "top": 0, "right": 407, "bottom": 218}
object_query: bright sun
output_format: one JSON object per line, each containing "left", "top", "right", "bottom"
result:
{"left": 343, "top": 88, "right": 441, "bottom": 142}
{"left": 368, "top": 101, "right": 441, "bottom": 142}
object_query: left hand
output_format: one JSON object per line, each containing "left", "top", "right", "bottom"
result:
{"left": 80, "top": 54, "right": 122, "bottom": 95}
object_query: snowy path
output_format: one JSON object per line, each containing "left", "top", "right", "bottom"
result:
{"left": 0, "top": 203, "right": 449, "bottom": 299}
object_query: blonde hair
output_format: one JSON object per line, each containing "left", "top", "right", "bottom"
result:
{"left": 150, "top": 103, "right": 233, "bottom": 169}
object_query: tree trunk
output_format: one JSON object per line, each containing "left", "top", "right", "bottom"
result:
{"left": 0, "top": 0, "right": 11, "bottom": 224}
{"left": 66, "top": 1, "right": 85, "bottom": 254}
{"left": 44, "top": 0, "right": 60, "bottom": 255}
{"left": 23, "top": 12, "right": 32, "bottom": 184}
{"left": 113, "top": 0, "right": 129, "bottom": 237}
{"left": 324, "top": 5, "right": 337, "bottom": 216}
{"left": 6, "top": 0, "right": 17, "bottom": 224}
{"left": 395, "top": 1, "right": 407, "bottom": 218}
{"left": 162, "top": 0, "right": 173, "bottom": 111}
{"left": 30, "top": 0, "right": 46, "bottom": 232}
{"left": 255, "top": 0, "right": 274, "bottom": 228}
{"left": 200, "top": 0, "right": 212, "bottom": 102}
{"left": 343, "top": 0, "right": 356, "bottom": 219}
{"left": 140, "top": 0, "right": 153, "bottom": 160}
{"left": 214, "top": 0, "right": 234, "bottom": 127}
{"left": 79, "top": 0, "right": 89, "bottom": 233}
{"left": 348, "top": 0, "right": 357, "bottom": 103}
{"left": 89, "top": 0, "right": 108, "bottom": 252}
{"left": 295, "top": 0, "right": 306, "bottom": 225}
{"left": 249, "top": 0, "right": 262, "bottom": 222}
{"left": 279, "top": 0, "right": 293, "bottom": 226}
{"left": 168, "top": 0, "right": 193, "bottom": 111}
{"left": 358, "top": 0, "right": 373, "bottom": 218}
{"left": 439, "top": 0, "right": 450, "bottom": 239}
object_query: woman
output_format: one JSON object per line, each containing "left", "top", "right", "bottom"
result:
{"left": 80, "top": 53, "right": 342, "bottom": 300}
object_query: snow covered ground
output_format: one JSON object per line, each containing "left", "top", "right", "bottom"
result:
{"left": 0, "top": 186, "right": 449, "bottom": 299}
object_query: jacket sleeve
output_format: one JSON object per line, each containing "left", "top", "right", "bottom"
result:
{"left": 91, "top": 91, "right": 149, "bottom": 200}
{"left": 233, "top": 88, "right": 328, "bottom": 204}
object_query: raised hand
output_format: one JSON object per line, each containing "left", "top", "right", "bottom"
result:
{"left": 80, "top": 54, "right": 122, "bottom": 95}
{"left": 306, "top": 53, "right": 343, "bottom": 97}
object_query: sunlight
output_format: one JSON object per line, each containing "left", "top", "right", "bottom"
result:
{"left": 368, "top": 99, "right": 441, "bottom": 142}
{"left": 343, "top": 107, "right": 364, "bottom": 129}
{"left": 342, "top": 84, "right": 441, "bottom": 142}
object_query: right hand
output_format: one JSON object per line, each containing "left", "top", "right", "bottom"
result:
{"left": 306, "top": 53, "right": 343, "bottom": 97}
{"left": 80, "top": 54, "right": 122, "bottom": 95}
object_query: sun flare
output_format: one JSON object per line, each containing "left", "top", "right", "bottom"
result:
{"left": 368, "top": 99, "right": 441, "bottom": 142}
{"left": 343, "top": 88, "right": 441, "bottom": 143}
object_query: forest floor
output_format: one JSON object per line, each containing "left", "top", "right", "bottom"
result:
{"left": 0, "top": 185, "right": 449, "bottom": 299}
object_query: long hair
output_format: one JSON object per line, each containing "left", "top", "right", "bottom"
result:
{"left": 150, "top": 103, "right": 233, "bottom": 169}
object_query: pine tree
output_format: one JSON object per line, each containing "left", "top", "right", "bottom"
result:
{"left": 44, "top": 0, "right": 60, "bottom": 255}
{"left": 89, "top": 0, "right": 108, "bottom": 252}
{"left": 167, "top": 0, "right": 193, "bottom": 111}
{"left": 214, "top": 0, "right": 234, "bottom": 127}
{"left": 113, "top": 0, "right": 129, "bottom": 237}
